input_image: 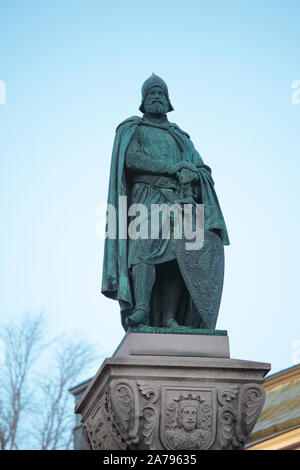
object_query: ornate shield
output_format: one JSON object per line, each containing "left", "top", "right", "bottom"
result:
{"left": 160, "top": 385, "right": 217, "bottom": 450}
{"left": 176, "top": 230, "right": 224, "bottom": 329}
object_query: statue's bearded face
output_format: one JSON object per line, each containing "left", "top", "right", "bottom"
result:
{"left": 180, "top": 405, "right": 198, "bottom": 431}
{"left": 143, "top": 86, "right": 169, "bottom": 115}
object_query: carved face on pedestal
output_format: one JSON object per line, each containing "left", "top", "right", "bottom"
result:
{"left": 180, "top": 405, "right": 198, "bottom": 432}
{"left": 143, "top": 86, "right": 169, "bottom": 115}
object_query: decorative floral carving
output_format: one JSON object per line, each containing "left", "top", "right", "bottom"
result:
{"left": 216, "top": 384, "right": 266, "bottom": 449}
{"left": 138, "top": 382, "right": 160, "bottom": 449}
{"left": 217, "top": 388, "right": 239, "bottom": 449}
{"left": 79, "top": 379, "right": 266, "bottom": 451}
{"left": 103, "top": 391, "right": 127, "bottom": 449}
{"left": 107, "top": 380, "right": 140, "bottom": 447}
{"left": 237, "top": 384, "right": 266, "bottom": 445}
{"left": 138, "top": 382, "right": 159, "bottom": 404}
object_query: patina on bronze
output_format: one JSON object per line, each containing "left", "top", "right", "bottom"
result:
{"left": 101, "top": 74, "right": 229, "bottom": 331}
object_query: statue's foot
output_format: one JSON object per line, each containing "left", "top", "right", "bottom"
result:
{"left": 162, "top": 318, "right": 191, "bottom": 329}
{"left": 126, "top": 308, "right": 149, "bottom": 328}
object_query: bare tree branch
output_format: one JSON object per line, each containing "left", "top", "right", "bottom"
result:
{"left": 35, "top": 336, "right": 95, "bottom": 450}
{"left": 0, "top": 312, "right": 45, "bottom": 449}
{"left": 0, "top": 313, "right": 96, "bottom": 450}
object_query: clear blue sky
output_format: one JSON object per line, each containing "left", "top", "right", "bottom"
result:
{"left": 1, "top": 0, "right": 300, "bottom": 376}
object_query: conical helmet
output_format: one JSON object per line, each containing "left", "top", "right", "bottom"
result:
{"left": 139, "top": 73, "right": 174, "bottom": 113}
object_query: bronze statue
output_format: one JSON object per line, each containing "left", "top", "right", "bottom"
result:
{"left": 101, "top": 74, "right": 229, "bottom": 331}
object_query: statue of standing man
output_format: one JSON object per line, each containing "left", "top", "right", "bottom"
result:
{"left": 102, "top": 74, "right": 229, "bottom": 331}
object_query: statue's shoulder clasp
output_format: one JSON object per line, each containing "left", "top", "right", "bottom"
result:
{"left": 115, "top": 116, "right": 142, "bottom": 133}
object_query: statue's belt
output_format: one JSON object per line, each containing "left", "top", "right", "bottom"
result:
{"left": 131, "top": 174, "right": 178, "bottom": 190}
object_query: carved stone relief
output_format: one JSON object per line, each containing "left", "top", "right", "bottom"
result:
{"left": 80, "top": 379, "right": 266, "bottom": 450}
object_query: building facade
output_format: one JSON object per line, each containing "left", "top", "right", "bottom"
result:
{"left": 246, "top": 364, "right": 300, "bottom": 450}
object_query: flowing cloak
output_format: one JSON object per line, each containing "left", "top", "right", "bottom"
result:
{"left": 101, "top": 116, "right": 229, "bottom": 329}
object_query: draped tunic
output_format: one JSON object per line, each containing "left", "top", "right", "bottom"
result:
{"left": 125, "top": 124, "right": 184, "bottom": 267}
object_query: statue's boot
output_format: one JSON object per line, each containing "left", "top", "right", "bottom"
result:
{"left": 127, "top": 308, "right": 149, "bottom": 327}
{"left": 126, "top": 263, "right": 155, "bottom": 328}
{"left": 158, "top": 259, "right": 193, "bottom": 329}
{"left": 161, "top": 317, "right": 192, "bottom": 329}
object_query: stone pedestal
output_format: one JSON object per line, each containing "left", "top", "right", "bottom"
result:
{"left": 75, "top": 331, "right": 270, "bottom": 450}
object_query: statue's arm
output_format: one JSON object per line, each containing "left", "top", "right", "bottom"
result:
{"left": 125, "top": 135, "right": 178, "bottom": 176}
{"left": 176, "top": 143, "right": 214, "bottom": 186}
{"left": 126, "top": 151, "right": 179, "bottom": 175}
{"left": 125, "top": 131, "right": 209, "bottom": 177}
